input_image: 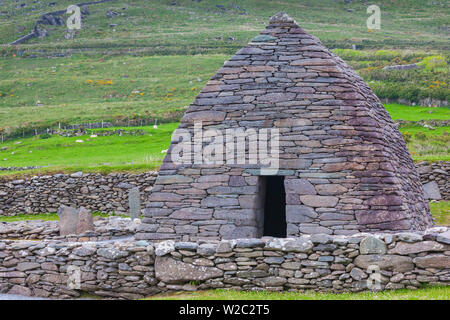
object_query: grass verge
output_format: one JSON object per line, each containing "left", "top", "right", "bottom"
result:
{"left": 0, "top": 212, "right": 126, "bottom": 222}
{"left": 430, "top": 201, "right": 450, "bottom": 226}
{"left": 146, "top": 286, "right": 450, "bottom": 300}
{"left": 0, "top": 123, "right": 177, "bottom": 176}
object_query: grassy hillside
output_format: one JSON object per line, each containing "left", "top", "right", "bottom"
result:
{"left": 0, "top": 54, "right": 226, "bottom": 130}
{"left": 0, "top": 0, "right": 448, "bottom": 137}
{"left": 0, "top": 0, "right": 448, "bottom": 174}
{"left": 0, "top": 0, "right": 448, "bottom": 53}
{"left": 0, "top": 51, "right": 448, "bottom": 138}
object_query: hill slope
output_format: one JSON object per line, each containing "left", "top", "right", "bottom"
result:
{"left": 1, "top": 0, "right": 449, "bottom": 54}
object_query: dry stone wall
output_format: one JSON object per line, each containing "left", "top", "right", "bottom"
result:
{"left": 416, "top": 161, "right": 449, "bottom": 200}
{"left": 0, "top": 172, "right": 157, "bottom": 216}
{"left": 0, "top": 228, "right": 448, "bottom": 299}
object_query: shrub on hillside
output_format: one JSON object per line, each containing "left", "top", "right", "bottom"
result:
{"left": 333, "top": 49, "right": 365, "bottom": 60}
{"left": 402, "top": 131, "right": 412, "bottom": 143}
{"left": 371, "top": 82, "right": 449, "bottom": 102}
{"left": 418, "top": 55, "right": 448, "bottom": 71}
{"left": 39, "top": 133, "right": 51, "bottom": 139}
{"left": 374, "top": 50, "right": 400, "bottom": 60}
{"left": 415, "top": 132, "right": 427, "bottom": 141}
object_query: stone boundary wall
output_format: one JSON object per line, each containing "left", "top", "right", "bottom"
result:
{"left": 381, "top": 98, "right": 448, "bottom": 107}
{"left": 0, "top": 162, "right": 447, "bottom": 216}
{"left": 416, "top": 161, "right": 449, "bottom": 200}
{"left": 0, "top": 172, "right": 158, "bottom": 216}
{"left": 0, "top": 229, "right": 448, "bottom": 299}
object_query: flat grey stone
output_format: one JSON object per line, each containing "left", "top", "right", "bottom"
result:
{"left": 263, "top": 257, "right": 285, "bottom": 264}
{"left": 413, "top": 254, "right": 450, "bottom": 269}
{"left": 155, "top": 256, "right": 223, "bottom": 284}
{"left": 57, "top": 205, "right": 79, "bottom": 236}
{"left": 155, "top": 240, "right": 175, "bottom": 256}
{"left": 354, "top": 255, "right": 414, "bottom": 272}
{"left": 300, "top": 195, "right": 338, "bottom": 208}
{"left": 283, "top": 238, "right": 314, "bottom": 253}
{"left": 350, "top": 267, "right": 367, "bottom": 281}
{"left": 76, "top": 207, "right": 94, "bottom": 234}
{"left": 96, "top": 248, "right": 129, "bottom": 260}
{"left": 311, "top": 234, "right": 332, "bottom": 244}
{"left": 252, "top": 35, "right": 278, "bottom": 42}
{"left": 174, "top": 242, "right": 198, "bottom": 251}
{"left": 436, "top": 230, "right": 450, "bottom": 245}
{"left": 397, "top": 233, "right": 423, "bottom": 243}
{"left": 359, "top": 236, "right": 387, "bottom": 254}
{"left": 16, "top": 262, "right": 40, "bottom": 272}
{"left": 70, "top": 171, "right": 83, "bottom": 178}
{"left": 235, "top": 239, "right": 265, "bottom": 248}
{"left": 422, "top": 181, "right": 442, "bottom": 200}
{"left": 286, "top": 205, "right": 317, "bottom": 223}
{"left": 390, "top": 241, "right": 446, "bottom": 255}
{"left": 216, "top": 241, "right": 233, "bottom": 253}
{"left": 135, "top": 240, "right": 149, "bottom": 247}
{"left": 197, "top": 243, "right": 217, "bottom": 256}
{"left": 128, "top": 187, "right": 141, "bottom": 219}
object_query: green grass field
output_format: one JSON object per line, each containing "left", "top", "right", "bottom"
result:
{"left": 146, "top": 286, "right": 450, "bottom": 300}
{"left": 0, "top": 123, "right": 178, "bottom": 174}
{"left": 430, "top": 201, "right": 450, "bottom": 226}
{"left": 385, "top": 104, "right": 450, "bottom": 121}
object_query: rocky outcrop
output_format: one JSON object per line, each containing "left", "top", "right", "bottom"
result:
{"left": 9, "top": 0, "right": 112, "bottom": 45}
{"left": 0, "top": 229, "right": 448, "bottom": 299}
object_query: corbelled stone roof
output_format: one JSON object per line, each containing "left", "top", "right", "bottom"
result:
{"left": 137, "top": 13, "right": 433, "bottom": 241}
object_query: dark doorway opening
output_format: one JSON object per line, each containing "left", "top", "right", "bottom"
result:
{"left": 263, "top": 176, "right": 287, "bottom": 237}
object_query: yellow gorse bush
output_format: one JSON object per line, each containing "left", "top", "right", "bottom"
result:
{"left": 428, "top": 80, "right": 448, "bottom": 89}
{"left": 85, "top": 79, "right": 114, "bottom": 86}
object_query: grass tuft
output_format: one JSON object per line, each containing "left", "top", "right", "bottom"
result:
{"left": 145, "top": 285, "right": 450, "bottom": 300}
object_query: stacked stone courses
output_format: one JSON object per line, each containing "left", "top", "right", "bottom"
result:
{"left": 141, "top": 13, "right": 433, "bottom": 240}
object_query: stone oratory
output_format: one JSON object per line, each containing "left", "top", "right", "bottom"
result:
{"left": 137, "top": 12, "right": 433, "bottom": 241}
